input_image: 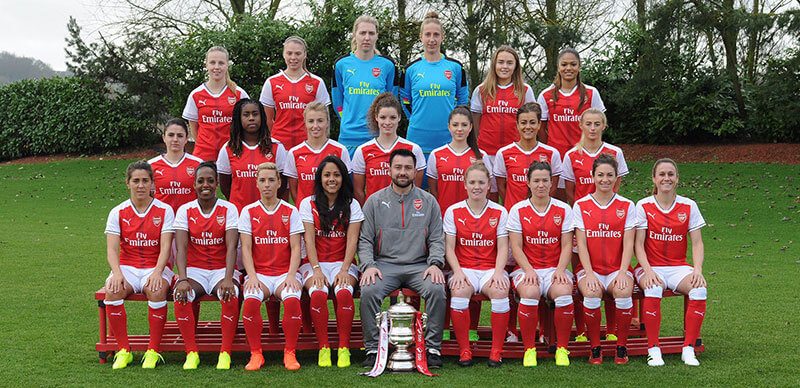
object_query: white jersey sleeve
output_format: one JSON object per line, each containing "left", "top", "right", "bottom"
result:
{"left": 173, "top": 203, "right": 190, "bottom": 231}
{"left": 105, "top": 204, "right": 122, "bottom": 235}
{"left": 590, "top": 86, "right": 606, "bottom": 112}
{"left": 561, "top": 202, "right": 574, "bottom": 234}
{"left": 349, "top": 200, "right": 365, "bottom": 223}
{"left": 351, "top": 147, "right": 366, "bottom": 174}
{"left": 635, "top": 200, "right": 648, "bottom": 230}
{"left": 238, "top": 207, "right": 252, "bottom": 235}
{"left": 470, "top": 86, "right": 483, "bottom": 113}
{"left": 315, "top": 79, "right": 332, "bottom": 105}
{"left": 283, "top": 148, "right": 299, "bottom": 178}
{"left": 523, "top": 84, "right": 536, "bottom": 103}
{"left": 224, "top": 201, "right": 238, "bottom": 230}
{"left": 506, "top": 203, "right": 522, "bottom": 233}
{"left": 497, "top": 207, "right": 509, "bottom": 237}
{"left": 412, "top": 143, "right": 427, "bottom": 170}
{"left": 616, "top": 149, "right": 629, "bottom": 177}
{"left": 572, "top": 202, "right": 585, "bottom": 231}
{"left": 182, "top": 94, "right": 199, "bottom": 121}
{"left": 537, "top": 88, "right": 551, "bottom": 121}
{"left": 426, "top": 151, "right": 438, "bottom": 179}
{"left": 216, "top": 146, "right": 232, "bottom": 175}
{"left": 259, "top": 78, "right": 275, "bottom": 108}
{"left": 480, "top": 151, "right": 494, "bottom": 177}
{"left": 161, "top": 204, "right": 175, "bottom": 232}
{"left": 688, "top": 199, "right": 706, "bottom": 232}
{"left": 624, "top": 201, "right": 637, "bottom": 230}
{"left": 289, "top": 206, "right": 304, "bottom": 235}
{"left": 561, "top": 153, "right": 575, "bottom": 182}
{"left": 298, "top": 197, "right": 314, "bottom": 223}
{"left": 550, "top": 149, "right": 564, "bottom": 176}
{"left": 275, "top": 141, "right": 287, "bottom": 172}
{"left": 492, "top": 149, "right": 508, "bottom": 178}
{"left": 442, "top": 205, "right": 457, "bottom": 236}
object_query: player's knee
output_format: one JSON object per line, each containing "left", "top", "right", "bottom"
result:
{"left": 644, "top": 285, "right": 663, "bottom": 298}
{"left": 280, "top": 287, "right": 301, "bottom": 301}
{"left": 148, "top": 300, "right": 167, "bottom": 309}
{"left": 490, "top": 298, "right": 510, "bottom": 313}
{"left": 244, "top": 288, "right": 264, "bottom": 302}
{"left": 450, "top": 296, "right": 470, "bottom": 310}
{"left": 334, "top": 283, "right": 353, "bottom": 295}
{"left": 583, "top": 297, "right": 602, "bottom": 309}
{"left": 519, "top": 297, "right": 539, "bottom": 307}
{"left": 688, "top": 287, "right": 707, "bottom": 301}
{"left": 554, "top": 295, "right": 573, "bottom": 308}
{"left": 309, "top": 285, "right": 329, "bottom": 295}
{"left": 615, "top": 296, "right": 633, "bottom": 309}
{"left": 216, "top": 285, "right": 240, "bottom": 300}
{"left": 104, "top": 299, "right": 124, "bottom": 306}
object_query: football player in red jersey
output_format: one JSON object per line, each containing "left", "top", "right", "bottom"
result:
{"left": 183, "top": 46, "right": 249, "bottom": 162}
{"left": 494, "top": 103, "right": 562, "bottom": 210}
{"left": 284, "top": 102, "right": 351, "bottom": 205}
{"left": 149, "top": 119, "right": 203, "bottom": 213}
{"left": 444, "top": 162, "right": 510, "bottom": 367}
{"left": 352, "top": 92, "right": 426, "bottom": 205}
{"left": 507, "top": 161, "right": 575, "bottom": 367}
{"left": 260, "top": 36, "right": 331, "bottom": 151}
{"left": 172, "top": 161, "right": 240, "bottom": 370}
{"left": 634, "top": 159, "right": 707, "bottom": 367}
{"left": 298, "top": 156, "right": 363, "bottom": 368}
{"left": 427, "top": 106, "right": 492, "bottom": 215}
{"left": 218, "top": 99, "right": 287, "bottom": 211}
{"left": 239, "top": 163, "right": 305, "bottom": 371}
{"left": 103, "top": 161, "right": 175, "bottom": 369}
{"left": 470, "top": 45, "right": 535, "bottom": 200}
{"left": 573, "top": 154, "right": 637, "bottom": 365}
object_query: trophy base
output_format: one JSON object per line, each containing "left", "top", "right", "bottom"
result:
{"left": 387, "top": 351, "right": 415, "bottom": 372}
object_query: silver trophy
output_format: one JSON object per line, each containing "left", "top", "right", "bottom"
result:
{"left": 377, "top": 291, "right": 427, "bottom": 372}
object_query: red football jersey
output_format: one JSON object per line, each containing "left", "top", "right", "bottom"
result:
{"left": 470, "top": 83, "right": 535, "bottom": 155}
{"left": 573, "top": 194, "right": 636, "bottom": 275}
{"left": 351, "top": 137, "right": 426, "bottom": 199}
{"left": 561, "top": 142, "right": 628, "bottom": 202}
{"left": 298, "top": 196, "right": 364, "bottom": 263}
{"left": 493, "top": 142, "right": 563, "bottom": 210}
{"left": 284, "top": 139, "right": 351, "bottom": 204}
{"left": 173, "top": 199, "right": 239, "bottom": 270}
{"left": 182, "top": 84, "right": 249, "bottom": 162}
{"left": 636, "top": 195, "right": 706, "bottom": 267}
{"left": 537, "top": 84, "right": 604, "bottom": 157}
{"left": 105, "top": 199, "right": 174, "bottom": 269}
{"left": 148, "top": 153, "right": 203, "bottom": 212}
{"left": 259, "top": 71, "right": 332, "bottom": 150}
{"left": 443, "top": 200, "right": 508, "bottom": 270}
{"left": 217, "top": 140, "right": 287, "bottom": 211}
{"left": 507, "top": 198, "right": 574, "bottom": 270}
{"left": 239, "top": 200, "right": 303, "bottom": 276}
{"left": 426, "top": 145, "right": 492, "bottom": 215}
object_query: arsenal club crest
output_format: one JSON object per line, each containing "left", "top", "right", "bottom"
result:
{"left": 305, "top": 83, "right": 314, "bottom": 94}
{"left": 282, "top": 214, "right": 290, "bottom": 225}
{"left": 414, "top": 199, "right": 423, "bottom": 211}
{"left": 227, "top": 96, "right": 236, "bottom": 105}
{"left": 616, "top": 208, "right": 626, "bottom": 219}
{"left": 372, "top": 67, "right": 381, "bottom": 77}
{"left": 186, "top": 166, "right": 196, "bottom": 176}
{"left": 539, "top": 154, "right": 548, "bottom": 162}
{"left": 152, "top": 216, "right": 162, "bottom": 227}
{"left": 489, "top": 217, "right": 498, "bottom": 228}
{"left": 444, "top": 70, "right": 452, "bottom": 80}
{"left": 553, "top": 214, "right": 562, "bottom": 225}
{"left": 216, "top": 215, "right": 225, "bottom": 225}
{"left": 677, "top": 212, "right": 687, "bottom": 223}
{"left": 469, "top": 157, "right": 477, "bottom": 163}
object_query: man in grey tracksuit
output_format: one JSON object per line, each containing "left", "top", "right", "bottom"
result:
{"left": 359, "top": 148, "right": 446, "bottom": 367}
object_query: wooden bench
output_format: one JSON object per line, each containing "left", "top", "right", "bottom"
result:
{"left": 94, "top": 287, "right": 702, "bottom": 363}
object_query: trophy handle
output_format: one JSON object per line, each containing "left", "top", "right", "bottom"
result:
{"left": 376, "top": 311, "right": 386, "bottom": 329}
{"left": 421, "top": 312, "right": 428, "bottom": 328}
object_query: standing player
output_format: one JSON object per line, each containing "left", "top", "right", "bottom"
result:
{"left": 561, "top": 108, "right": 628, "bottom": 341}
{"left": 634, "top": 159, "right": 708, "bottom": 367}
{"left": 103, "top": 161, "right": 174, "bottom": 369}
{"left": 400, "top": 11, "right": 470, "bottom": 155}
{"left": 260, "top": 36, "right": 331, "bottom": 151}
{"left": 537, "top": 47, "right": 605, "bottom": 160}
{"left": 494, "top": 103, "right": 562, "bottom": 210}
{"left": 183, "top": 46, "right": 250, "bottom": 162}
{"left": 172, "top": 161, "right": 240, "bottom": 370}
{"left": 507, "top": 162, "right": 575, "bottom": 367}
{"left": 444, "top": 162, "right": 510, "bottom": 367}
{"left": 148, "top": 118, "right": 203, "bottom": 212}
{"left": 352, "top": 92, "right": 425, "bottom": 205}
{"left": 298, "top": 156, "right": 363, "bottom": 368}
{"left": 284, "top": 102, "right": 351, "bottom": 205}
{"left": 470, "top": 45, "right": 535, "bottom": 199}
{"left": 427, "top": 106, "right": 492, "bottom": 215}
{"left": 217, "top": 99, "right": 287, "bottom": 211}
{"left": 239, "top": 163, "right": 305, "bottom": 371}
{"left": 573, "top": 154, "right": 637, "bottom": 365}
{"left": 332, "top": 15, "right": 399, "bottom": 155}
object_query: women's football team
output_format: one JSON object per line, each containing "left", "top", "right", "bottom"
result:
{"left": 103, "top": 11, "right": 708, "bottom": 371}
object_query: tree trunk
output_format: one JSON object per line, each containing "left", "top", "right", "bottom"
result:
{"left": 397, "top": 0, "right": 410, "bottom": 65}
{"left": 720, "top": 0, "right": 747, "bottom": 118}
{"left": 466, "top": 0, "right": 481, "bottom": 88}
{"left": 745, "top": 0, "right": 759, "bottom": 81}
{"left": 636, "top": 0, "right": 647, "bottom": 30}
{"left": 267, "top": 0, "right": 282, "bottom": 20}
{"left": 543, "top": 0, "right": 559, "bottom": 81}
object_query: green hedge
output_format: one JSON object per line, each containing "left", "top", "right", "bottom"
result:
{"left": 0, "top": 76, "right": 156, "bottom": 161}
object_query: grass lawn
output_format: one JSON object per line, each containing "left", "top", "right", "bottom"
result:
{"left": 0, "top": 159, "right": 798, "bottom": 386}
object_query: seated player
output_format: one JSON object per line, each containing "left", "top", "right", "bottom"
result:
{"left": 172, "top": 161, "right": 240, "bottom": 370}
{"left": 298, "top": 155, "right": 363, "bottom": 367}
{"left": 507, "top": 161, "right": 575, "bottom": 367}
{"left": 239, "top": 162, "right": 305, "bottom": 371}
{"left": 103, "top": 160, "right": 174, "bottom": 369}
{"left": 634, "top": 158, "right": 708, "bottom": 366}
{"left": 444, "top": 162, "right": 510, "bottom": 367}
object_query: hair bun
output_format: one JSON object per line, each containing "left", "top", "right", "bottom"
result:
{"left": 424, "top": 11, "right": 439, "bottom": 19}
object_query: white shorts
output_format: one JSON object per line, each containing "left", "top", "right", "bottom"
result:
{"left": 450, "top": 268, "right": 507, "bottom": 294}
{"left": 245, "top": 273, "right": 303, "bottom": 299}
{"left": 107, "top": 265, "right": 174, "bottom": 294}
{"left": 576, "top": 269, "right": 633, "bottom": 292}
{"left": 299, "top": 262, "right": 359, "bottom": 285}
{"left": 187, "top": 267, "right": 241, "bottom": 295}
{"left": 635, "top": 265, "right": 693, "bottom": 292}
{"left": 511, "top": 267, "right": 574, "bottom": 298}
{"left": 485, "top": 155, "right": 499, "bottom": 193}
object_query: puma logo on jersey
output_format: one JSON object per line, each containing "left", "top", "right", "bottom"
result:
{"left": 508, "top": 156, "right": 518, "bottom": 163}
{"left": 416, "top": 72, "right": 425, "bottom": 78}
{"left": 346, "top": 68, "right": 356, "bottom": 75}
{"left": 275, "top": 84, "right": 284, "bottom": 91}
{"left": 367, "top": 153, "right": 376, "bottom": 158}
{"left": 381, "top": 201, "right": 391, "bottom": 209}
{"left": 298, "top": 155, "right": 307, "bottom": 162}
{"left": 439, "top": 156, "right": 449, "bottom": 162}
{"left": 583, "top": 210, "right": 593, "bottom": 217}
{"left": 457, "top": 218, "right": 466, "bottom": 226}
{"left": 155, "top": 170, "right": 164, "bottom": 176}
{"left": 198, "top": 99, "right": 207, "bottom": 106}
{"left": 189, "top": 217, "right": 198, "bottom": 224}
{"left": 645, "top": 311, "right": 657, "bottom": 317}
{"left": 121, "top": 218, "right": 131, "bottom": 226}
{"left": 523, "top": 216, "right": 532, "bottom": 224}
{"left": 151, "top": 314, "right": 165, "bottom": 320}
{"left": 647, "top": 212, "right": 656, "bottom": 219}
{"left": 311, "top": 307, "right": 321, "bottom": 314}
{"left": 222, "top": 315, "right": 235, "bottom": 322}
{"left": 252, "top": 217, "right": 261, "bottom": 224}
{"left": 574, "top": 159, "right": 584, "bottom": 166}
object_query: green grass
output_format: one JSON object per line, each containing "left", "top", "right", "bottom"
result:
{"left": 1, "top": 159, "right": 798, "bottom": 386}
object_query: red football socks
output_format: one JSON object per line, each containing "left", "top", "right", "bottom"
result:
{"left": 310, "top": 290, "right": 330, "bottom": 347}
{"left": 106, "top": 303, "right": 130, "bottom": 351}
{"left": 335, "top": 289, "right": 355, "bottom": 348}
{"left": 242, "top": 298, "right": 264, "bottom": 353}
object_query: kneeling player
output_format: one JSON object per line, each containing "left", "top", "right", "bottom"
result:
{"left": 239, "top": 162, "right": 305, "bottom": 371}
{"left": 298, "top": 156, "right": 363, "bottom": 367}
{"left": 573, "top": 154, "right": 637, "bottom": 365}
{"left": 444, "top": 162, "right": 510, "bottom": 367}
{"left": 104, "top": 161, "right": 175, "bottom": 369}
{"left": 172, "top": 161, "right": 240, "bottom": 370}
{"left": 634, "top": 158, "right": 708, "bottom": 366}
{"left": 507, "top": 162, "right": 575, "bottom": 367}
